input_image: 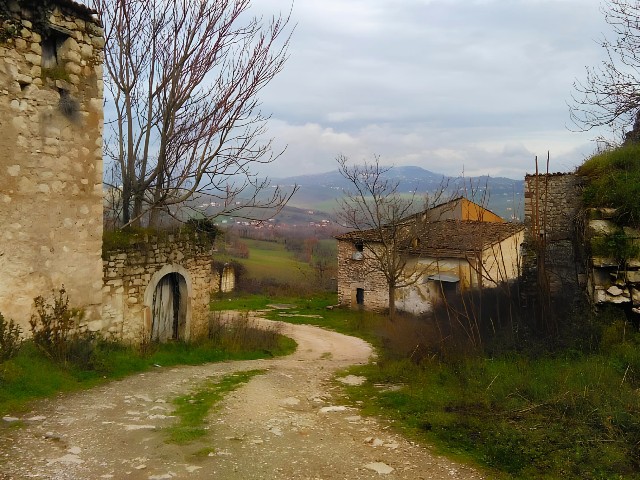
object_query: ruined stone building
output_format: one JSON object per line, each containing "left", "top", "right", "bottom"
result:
{"left": 0, "top": 0, "right": 104, "bottom": 329}
{"left": 336, "top": 198, "right": 524, "bottom": 314}
{"left": 523, "top": 172, "right": 640, "bottom": 314}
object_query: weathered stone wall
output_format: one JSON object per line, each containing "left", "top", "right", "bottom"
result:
{"left": 338, "top": 231, "right": 524, "bottom": 315}
{"left": 522, "top": 173, "right": 586, "bottom": 301}
{"left": 102, "top": 234, "right": 219, "bottom": 341}
{"left": 336, "top": 239, "right": 388, "bottom": 311}
{"left": 586, "top": 211, "right": 640, "bottom": 310}
{"left": 0, "top": 0, "right": 104, "bottom": 329}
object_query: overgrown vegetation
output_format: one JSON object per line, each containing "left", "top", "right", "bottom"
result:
{"left": 0, "top": 312, "right": 21, "bottom": 361}
{"left": 344, "top": 308, "right": 640, "bottom": 479}
{"left": 102, "top": 224, "right": 217, "bottom": 257}
{"left": 185, "top": 217, "right": 219, "bottom": 241}
{"left": 578, "top": 144, "right": 640, "bottom": 227}
{"left": 166, "top": 370, "right": 265, "bottom": 444}
{"left": 29, "top": 286, "right": 88, "bottom": 365}
{"left": 0, "top": 290, "right": 295, "bottom": 416}
{"left": 213, "top": 290, "right": 640, "bottom": 478}
{"left": 342, "top": 298, "right": 640, "bottom": 479}
{"left": 590, "top": 229, "right": 640, "bottom": 264}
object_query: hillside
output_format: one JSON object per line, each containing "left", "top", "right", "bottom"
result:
{"left": 191, "top": 166, "right": 524, "bottom": 225}
{"left": 272, "top": 166, "right": 525, "bottom": 221}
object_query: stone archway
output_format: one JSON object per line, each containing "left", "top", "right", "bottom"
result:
{"left": 144, "top": 264, "right": 193, "bottom": 341}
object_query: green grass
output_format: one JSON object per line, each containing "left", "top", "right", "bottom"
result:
{"left": 166, "top": 369, "right": 265, "bottom": 444}
{"left": 210, "top": 292, "right": 640, "bottom": 478}
{"left": 237, "top": 238, "right": 313, "bottom": 283}
{"left": 0, "top": 335, "right": 295, "bottom": 416}
{"left": 578, "top": 144, "right": 640, "bottom": 227}
{"left": 210, "top": 292, "right": 384, "bottom": 345}
{"left": 341, "top": 342, "right": 640, "bottom": 479}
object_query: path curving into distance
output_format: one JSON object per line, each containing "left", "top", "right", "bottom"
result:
{"left": 0, "top": 317, "right": 484, "bottom": 479}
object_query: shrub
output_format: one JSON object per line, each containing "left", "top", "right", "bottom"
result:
{"left": 578, "top": 144, "right": 640, "bottom": 227}
{"left": 29, "top": 286, "right": 90, "bottom": 365}
{"left": 185, "top": 217, "right": 219, "bottom": 241}
{"left": 205, "top": 311, "right": 281, "bottom": 354}
{"left": 0, "top": 312, "right": 22, "bottom": 362}
{"left": 591, "top": 229, "right": 640, "bottom": 265}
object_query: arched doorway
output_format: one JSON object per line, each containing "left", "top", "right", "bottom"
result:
{"left": 151, "top": 272, "right": 187, "bottom": 341}
{"left": 144, "top": 264, "right": 193, "bottom": 342}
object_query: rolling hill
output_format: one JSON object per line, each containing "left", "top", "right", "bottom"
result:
{"left": 270, "top": 166, "right": 525, "bottom": 221}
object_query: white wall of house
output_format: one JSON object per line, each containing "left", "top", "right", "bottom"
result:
{"left": 480, "top": 230, "right": 524, "bottom": 286}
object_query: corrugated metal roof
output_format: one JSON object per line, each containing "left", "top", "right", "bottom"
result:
{"left": 427, "top": 274, "right": 460, "bottom": 283}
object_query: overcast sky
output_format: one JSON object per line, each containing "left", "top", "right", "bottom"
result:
{"left": 248, "top": 0, "right": 611, "bottom": 179}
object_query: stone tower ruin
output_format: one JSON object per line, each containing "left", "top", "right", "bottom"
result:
{"left": 0, "top": 0, "right": 104, "bottom": 328}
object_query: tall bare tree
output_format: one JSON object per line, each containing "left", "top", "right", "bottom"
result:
{"left": 570, "top": 0, "right": 640, "bottom": 141}
{"left": 95, "top": 0, "right": 295, "bottom": 227}
{"left": 335, "top": 155, "right": 451, "bottom": 320}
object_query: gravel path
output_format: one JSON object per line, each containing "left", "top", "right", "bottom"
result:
{"left": 0, "top": 318, "right": 485, "bottom": 479}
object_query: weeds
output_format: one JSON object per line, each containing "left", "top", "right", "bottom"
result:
{"left": 166, "top": 370, "right": 265, "bottom": 444}
{"left": 578, "top": 143, "right": 640, "bottom": 227}
{"left": 0, "top": 312, "right": 22, "bottom": 361}
{"left": 206, "top": 311, "right": 284, "bottom": 354}
{"left": 336, "top": 304, "right": 640, "bottom": 479}
{"left": 29, "top": 286, "right": 91, "bottom": 366}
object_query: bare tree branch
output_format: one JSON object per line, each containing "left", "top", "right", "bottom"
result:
{"left": 95, "top": 0, "right": 296, "bottom": 228}
{"left": 335, "top": 154, "right": 455, "bottom": 320}
{"left": 570, "top": 0, "right": 640, "bottom": 141}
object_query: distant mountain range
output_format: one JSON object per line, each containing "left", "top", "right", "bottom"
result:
{"left": 271, "top": 166, "right": 525, "bottom": 221}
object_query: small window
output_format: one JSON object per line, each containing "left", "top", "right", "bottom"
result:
{"left": 355, "top": 241, "right": 364, "bottom": 252}
{"left": 356, "top": 288, "right": 364, "bottom": 305}
{"left": 42, "top": 29, "right": 69, "bottom": 69}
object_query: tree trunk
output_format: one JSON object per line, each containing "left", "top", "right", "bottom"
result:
{"left": 388, "top": 285, "right": 396, "bottom": 322}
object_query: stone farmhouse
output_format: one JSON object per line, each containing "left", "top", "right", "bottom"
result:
{"left": 336, "top": 198, "right": 524, "bottom": 314}
{"left": 0, "top": 0, "right": 232, "bottom": 341}
{"left": 0, "top": 0, "right": 105, "bottom": 326}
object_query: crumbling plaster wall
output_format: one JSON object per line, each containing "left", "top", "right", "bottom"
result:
{"left": 0, "top": 0, "right": 104, "bottom": 329}
{"left": 102, "top": 234, "right": 219, "bottom": 341}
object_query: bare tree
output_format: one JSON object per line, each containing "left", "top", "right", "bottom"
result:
{"left": 335, "top": 154, "right": 451, "bottom": 320}
{"left": 95, "top": 0, "right": 296, "bottom": 228}
{"left": 570, "top": 0, "right": 640, "bottom": 141}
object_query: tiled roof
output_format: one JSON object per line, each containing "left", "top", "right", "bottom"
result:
{"left": 24, "top": 0, "right": 99, "bottom": 21}
{"left": 57, "top": 0, "right": 98, "bottom": 19}
{"left": 336, "top": 220, "right": 524, "bottom": 258}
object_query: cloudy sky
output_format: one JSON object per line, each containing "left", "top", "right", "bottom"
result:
{"left": 249, "top": 0, "right": 611, "bottom": 179}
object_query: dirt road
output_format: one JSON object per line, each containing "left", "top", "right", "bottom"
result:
{"left": 0, "top": 318, "right": 485, "bottom": 479}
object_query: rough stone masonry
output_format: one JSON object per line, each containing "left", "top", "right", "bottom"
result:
{"left": 0, "top": 0, "right": 104, "bottom": 330}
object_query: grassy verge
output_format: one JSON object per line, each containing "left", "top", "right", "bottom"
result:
{"left": 212, "top": 293, "right": 640, "bottom": 479}
{"left": 166, "top": 369, "right": 265, "bottom": 444}
{"left": 210, "top": 292, "right": 384, "bottom": 345}
{"left": 0, "top": 335, "right": 295, "bottom": 417}
{"left": 343, "top": 352, "right": 640, "bottom": 479}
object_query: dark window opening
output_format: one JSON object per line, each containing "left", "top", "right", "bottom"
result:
{"left": 356, "top": 288, "right": 364, "bottom": 305}
{"left": 355, "top": 241, "right": 364, "bottom": 252}
{"left": 440, "top": 280, "right": 458, "bottom": 298}
{"left": 42, "top": 29, "right": 69, "bottom": 69}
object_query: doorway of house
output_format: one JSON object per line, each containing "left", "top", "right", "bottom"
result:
{"left": 356, "top": 287, "right": 364, "bottom": 306}
{"left": 151, "top": 272, "right": 187, "bottom": 341}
